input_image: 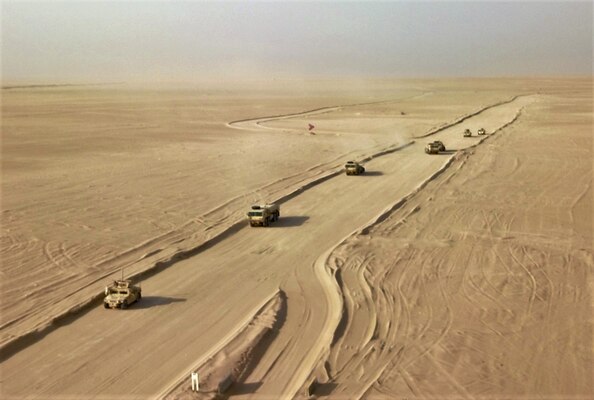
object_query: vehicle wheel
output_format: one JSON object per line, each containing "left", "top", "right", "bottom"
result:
{"left": 264, "top": 218, "right": 269, "bottom": 227}
{"left": 121, "top": 301, "right": 128, "bottom": 309}
{"left": 104, "top": 303, "right": 109, "bottom": 309}
{"left": 138, "top": 292, "right": 141, "bottom": 300}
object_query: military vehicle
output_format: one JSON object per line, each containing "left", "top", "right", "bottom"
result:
{"left": 247, "top": 204, "right": 280, "bottom": 227}
{"left": 104, "top": 279, "right": 141, "bottom": 309}
{"left": 477, "top": 128, "right": 486, "bottom": 135}
{"left": 345, "top": 161, "right": 365, "bottom": 175}
{"left": 433, "top": 141, "right": 446, "bottom": 151}
{"left": 425, "top": 140, "right": 446, "bottom": 154}
{"left": 425, "top": 142, "right": 440, "bottom": 154}
{"left": 463, "top": 129, "right": 472, "bottom": 137}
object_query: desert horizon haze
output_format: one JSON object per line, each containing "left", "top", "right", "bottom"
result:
{"left": 1, "top": 1, "right": 593, "bottom": 83}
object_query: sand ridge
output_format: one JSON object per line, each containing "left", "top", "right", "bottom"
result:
{"left": 304, "top": 91, "right": 592, "bottom": 398}
{"left": 0, "top": 82, "right": 517, "bottom": 349}
{"left": 0, "top": 78, "right": 591, "bottom": 399}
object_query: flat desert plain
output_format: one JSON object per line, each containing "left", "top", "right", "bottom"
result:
{"left": 0, "top": 78, "right": 592, "bottom": 399}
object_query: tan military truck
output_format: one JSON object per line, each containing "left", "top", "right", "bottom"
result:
{"left": 104, "top": 279, "right": 141, "bottom": 309}
{"left": 247, "top": 204, "right": 280, "bottom": 227}
{"left": 345, "top": 161, "right": 365, "bottom": 175}
{"left": 425, "top": 140, "right": 446, "bottom": 154}
{"left": 477, "top": 128, "right": 486, "bottom": 135}
{"left": 463, "top": 129, "right": 472, "bottom": 137}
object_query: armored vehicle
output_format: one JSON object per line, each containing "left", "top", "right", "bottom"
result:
{"left": 104, "top": 279, "right": 141, "bottom": 309}
{"left": 477, "top": 128, "right": 486, "bottom": 135}
{"left": 425, "top": 141, "right": 446, "bottom": 154}
{"left": 433, "top": 141, "right": 446, "bottom": 151}
{"left": 425, "top": 142, "right": 440, "bottom": 154}
{"left": 247, "top": 204, "right": 280, "bottom": 227}
{"left": 463, "top": 129, "right": 472, "bottom": 137}
{"left": 345, "top": 161, "right": 365, "bottom": 175}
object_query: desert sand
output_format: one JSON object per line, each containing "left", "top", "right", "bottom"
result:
{"left": 0, "top": 78, "right": 591, "bottom": 399}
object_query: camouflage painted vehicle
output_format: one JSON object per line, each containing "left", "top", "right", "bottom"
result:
{"left": 425, "top": 141, "right": 446, "bottom": 154}
{"left": 247, "top": 204, "right": 280, "bottom": 227}
{"left": 345, "top": 161, "right": 365, "bottom": 175}
{"left": 104, "top": 279, "right": 141, "bottom": 309}
{"left": 477, "top": 128, "right": 486, "bottom": 135}
{"left": 463, "top": 129, "right": 472, "bottom": 137}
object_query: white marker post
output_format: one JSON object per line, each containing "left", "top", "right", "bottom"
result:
{"left": 191, "top": 372, "right": 199, "bottom": 392}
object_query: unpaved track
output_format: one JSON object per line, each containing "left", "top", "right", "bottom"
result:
{"left": 1, "top": 94, "right": 535, "bottom": 398}
{"left": 2, "top": 85, "right": 437, "bottom": 348}
{"left": 226, "top": 92, "right": 431, "bottom": 134}
{"left": 303, "top": 92, "right": 593, "bottom": 399}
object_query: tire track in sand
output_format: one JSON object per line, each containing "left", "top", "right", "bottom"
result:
{"left": 0, "top": 95, "right": 532, "bottom": 371}
{"left": 226, "top": 92, "right": 431, "bottom": 133}
{"left": 297, "top": 96, "right": 536, "bottom": 399}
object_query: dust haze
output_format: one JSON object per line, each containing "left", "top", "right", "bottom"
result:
{"left": 2, "top": 2, "right": 592, "bottom": 84}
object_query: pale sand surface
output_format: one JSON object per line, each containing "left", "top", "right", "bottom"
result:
{"left": 0, "top": 78, "right": 591, "bottom": 399}
{"left": 1, "top": 80, "right": 515, "bottom": 345}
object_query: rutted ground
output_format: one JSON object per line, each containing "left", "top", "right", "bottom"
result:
{"left": 1, "top": 78, "right": 589, "bottom": 400}
{"left": 2, "top": 85, "right": 534, "bottom": 398}
{"left": 0, "top": 81, "right": 519, "bottom": 349}
{"left": 302, "top": 90, "right": 593, "bottom": 399}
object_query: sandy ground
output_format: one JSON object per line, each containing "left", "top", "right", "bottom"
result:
{"left": 0, "top": 78, "right": 591, "bottom": 399}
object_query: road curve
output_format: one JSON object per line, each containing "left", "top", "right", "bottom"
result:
{"left": 1, "top": 95, "right": 536, "bottom": 399}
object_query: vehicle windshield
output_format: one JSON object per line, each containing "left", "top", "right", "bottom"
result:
{"left": 248, "top": 211, "right": 263, "bottom": 217}
{"left": 107, "top": 289, "right": 128, "bottom": 295}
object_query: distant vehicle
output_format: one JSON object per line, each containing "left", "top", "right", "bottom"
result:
{"left": 247, "top": 204, "right": 280, "bottom": 227}
{"left": 345, "top": 161, "right": 365, "bottom": 175}
{"left": 104, "top": 279, "right": 141, "bottom": 309}
{"left": 425, "top": 143, "right": 440, "bottom": 154}
{"left": 433, "top": 141, "right": 446, "bottom": 151}
{"left": 463, "top": 129, "right": 472, "bottom": 137}
{"left": 477, "top": 128, "right": 486, "bottom": 135}
{"left": 425, "top": 140, "right": 446, "bottom": 154}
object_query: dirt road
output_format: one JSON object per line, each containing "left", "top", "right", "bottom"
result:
{"left": 308, "top": 92, "right": 593, "bottom": 399}
{"left": 1, "top": 92, "right": 543, "bottom": 398}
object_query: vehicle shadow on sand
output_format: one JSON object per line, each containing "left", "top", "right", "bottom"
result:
{"left": 272, "top": 216, "right": 309, "bottom": 227}
{"left": 132, "top": 296, "right": 186, "bottom": 309}
{"left": 362, "top": 170, "right": 383, "bottom": 176}
{"left": 314, "top": 382, "right": 339, "bottom": 396}
{"left": 230, "top": 381, "right": 264, "bottom": 395}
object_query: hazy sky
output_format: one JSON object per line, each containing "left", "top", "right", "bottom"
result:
{"left": 2, "top": 1, "right": 592, "bottom": 82}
